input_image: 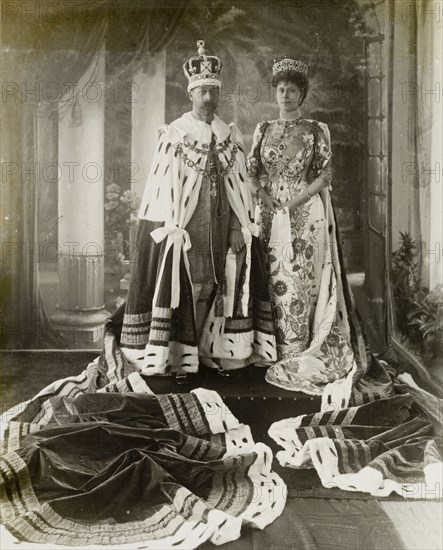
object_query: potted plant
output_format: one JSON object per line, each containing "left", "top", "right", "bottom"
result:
{"left": 407, "top": 285, "right": 443, "bottom": 360}
{"left": 104, "top": 183, "right": 140, "bottom": 274}
{"left": 392, "top": 232, "right": 443, "bottom": 362}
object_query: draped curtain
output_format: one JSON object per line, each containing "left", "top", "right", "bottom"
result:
{"left": 415, "top": 0, "right": 443, "bottom": 290}
{"left": 0, "top": 0, "right": 189, "bottom": 348}
{"left": 390, "top": 0, "right": 442, "bottom": 291}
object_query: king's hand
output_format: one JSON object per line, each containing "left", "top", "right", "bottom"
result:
{"left": 229, "top": 228, "right": 245, "bottom": 253}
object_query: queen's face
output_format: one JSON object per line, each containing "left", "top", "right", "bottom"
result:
{"left": 276, "top": 80, "right": 302, "bottom": 113}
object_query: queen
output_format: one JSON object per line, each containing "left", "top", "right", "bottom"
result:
{"left": 247, "top": 57, "right": 357, "bottom": 397}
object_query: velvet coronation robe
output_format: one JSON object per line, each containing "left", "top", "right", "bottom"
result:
{"left": 120, "top": 112, "right": 277, "bottom": 375}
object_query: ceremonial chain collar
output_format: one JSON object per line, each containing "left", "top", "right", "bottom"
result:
{"left": 173, "top": 139, "right": 238, "bottom": 177}
{"left": 181, "top": 134, "right": 231, "bottom": 155}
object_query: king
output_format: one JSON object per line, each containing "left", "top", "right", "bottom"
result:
{"left": 119, "top": 41, "right": 277, "bottom": 383}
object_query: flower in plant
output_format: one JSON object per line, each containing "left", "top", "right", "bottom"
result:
{"left": 104, "top": 184, "right": 141, "bottom": 262}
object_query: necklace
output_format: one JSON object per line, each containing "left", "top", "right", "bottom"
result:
{"left": 277, "top": 112, "right": 303, "bottom": 139}
{"left": 279, "top": 109, "right": 302, "bottom": 121}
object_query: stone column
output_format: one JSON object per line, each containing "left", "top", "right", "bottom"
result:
{"left": 51, "top": 47, "right": 109, "bottom": 346}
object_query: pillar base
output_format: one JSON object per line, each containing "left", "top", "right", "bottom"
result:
{"left": 50, "top": 308, "right": 110, "bottom": 349}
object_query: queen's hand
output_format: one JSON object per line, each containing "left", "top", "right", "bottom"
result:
{"left": 279, "top": 185, "right": 311, "bottom": 213}
{"left": 279, "top": 198, "right": 299, "bottom": 214}
{"left": 257, "top": 188, "right": 281, "bottom": 213}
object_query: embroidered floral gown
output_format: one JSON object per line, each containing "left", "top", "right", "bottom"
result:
{"left": 247, "top": 116, "right": 357, "bottom": 395}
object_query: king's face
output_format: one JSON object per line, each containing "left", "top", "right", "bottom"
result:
{"left": 190, "top": 86, "right": 220, "bottom": 120}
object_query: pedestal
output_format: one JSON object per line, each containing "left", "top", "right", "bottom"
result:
{"left": 50, "top": 253, "right": 109, "bottom": 346}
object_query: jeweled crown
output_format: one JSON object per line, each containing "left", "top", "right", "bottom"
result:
{"left": 272, "top": 57, "right": 308, "bottom": 77}
{"left": 183, "top": 40, "right": 222, "bottom": 92}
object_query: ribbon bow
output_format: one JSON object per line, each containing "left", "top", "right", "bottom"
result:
{"left": 150, "top": 225, "right": 192, "bottom": 309}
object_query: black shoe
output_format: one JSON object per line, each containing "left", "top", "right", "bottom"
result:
{"left": 216, "top": 368, "right": 242, "bottom": 378}
{"left": 174, "top": 373, "right": 193, "bottom": 385}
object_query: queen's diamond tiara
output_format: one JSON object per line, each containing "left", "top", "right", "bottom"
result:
{"left": 272, "top": 57, "right": 308, "bottom": 76}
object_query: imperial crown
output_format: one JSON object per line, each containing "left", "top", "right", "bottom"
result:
{"left": 183, "top": 40, "right": 222, "bottom": 92}
{"left": 272, "top": 57, "right": 308, "bottom": 77}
